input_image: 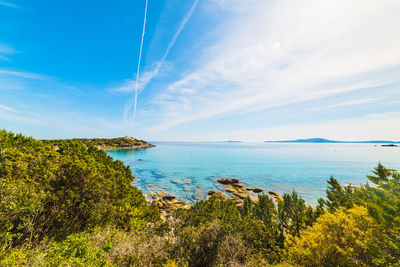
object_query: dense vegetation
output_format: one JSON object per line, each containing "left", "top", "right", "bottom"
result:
{"left": 1, "top": 130, "right": 399, "bottom": 266}
{"left": 42, "top": 136, "right": 153, "bottom": 149}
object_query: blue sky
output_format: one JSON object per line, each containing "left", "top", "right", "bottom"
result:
{"left": 1, "top": 0, "right": 400, "bottom": 141}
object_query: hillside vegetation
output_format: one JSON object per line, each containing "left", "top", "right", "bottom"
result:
{"left": 42, "top": 136, "right": 154, "bottom": 150}
{"left": 0, "top": 130, "right": 399, "bottom": 266}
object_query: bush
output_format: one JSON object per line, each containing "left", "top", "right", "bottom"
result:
{"left": 0, "top": 130, "right": 159, "bottom": 248}
{"left": 286, "top": 206, "right": 376, "bottom": 266}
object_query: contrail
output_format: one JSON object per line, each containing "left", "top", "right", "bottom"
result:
{"left": 125, "top": 0, "right": 199, "bottom": 125}
{"left": 127, "top": 0, "right": 148, "bottom": 125}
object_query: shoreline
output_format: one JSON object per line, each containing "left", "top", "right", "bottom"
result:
{"left": 103, "top": 144, "right": 155, "bottom": 150}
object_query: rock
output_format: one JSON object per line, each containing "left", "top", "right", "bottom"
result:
{"left": 217, "top": 178, "right": 239, "bottom": 185}
{"left": 232, "top": 192, "right": 247, "bottom": 199}
{"left": 137, "top": 159, "right": 143, "bottom": 161}
{"left": 268, "top": 191, "right": 282, "bottom": 202}
{"left": 183, "top": 178, "right": 192, "bottom": 184}
{"left": 230, "top": 195, "right": 244, "bottom": 209}
{"left": 170, "top": 178, "right": 184, "bottom": 184}
{"left": 206, "top": 190, "right": 227, "bottom": 200}
{"left": 193, "top": 193, "right": 202, "bottom": 200}
{"left": 222, "top": 186, "right": 237, "bottom": 194}
{"left": 162, "top": 195, "right": 176, "bottom": 201}
{"left": 156, "top": 191, "right": 168, "bottom": 196}
{"left": 232, "top": 183, "right": 246, "bottom": 188}
{"left": 183, "top": 185, "right": 192, "bottom": 191}
{"left": 252, "top": 188, "right": 264, "bottom": 193}
{"left": 150, "top": 193, "right": 191, "bottom": 211}
{"left": 166, "top": 200, "right": 190, "bottom": 210}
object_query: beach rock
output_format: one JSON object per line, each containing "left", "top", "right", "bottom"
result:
{"left": 232, "top": 183, "right": 246, "bottom": 188}
{"left": 162, "top": 195, "right": 176, "bottom": 201}
{"left": 166, "top": 200, "right": 190, "bottom": 210}
{"left": 268, "top": 191, "right": 282, "bottom": 202}
{"left": 251, "top": 188, "right": 264, "bottom": 193}
{"left": 232, "top": 192, "right": 247, "bottom": 199}
{"left": 149, "top": 193, "right": 191, "bottom": 211}
{"left": 230, "top": 195, "right": 244, "bottom": 209}
{"left": 222, "top": 186, "right": 237, "bottom": 194}
{"left": 206, "top": 190, "right": 227, "bottom": 200}
{"left": 217, "top": 178, "right": 239, "bottom": 185}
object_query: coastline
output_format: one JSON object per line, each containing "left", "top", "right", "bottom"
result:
{"left": 103, "top": 144, "right": 155, "bottom": 150}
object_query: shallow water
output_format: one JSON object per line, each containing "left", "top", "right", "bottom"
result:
{"left": 107, "top": 142, "right": 400, "bottom": 205}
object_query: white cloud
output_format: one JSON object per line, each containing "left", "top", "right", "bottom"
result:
{"left": 313, "top": 97, "right": 384, "bottom": 111}
{"left": 150, "top": 0, "right": 400, "bottom": 132}
{"left": 0, "top": 103, "right": 18, "bottom": 113}
{"left": 0, "top": 69, "right": 49, "bottom": 80}
{"left": 0, "top": 44, "right": 17, "bottom": 61}
{"left": 0, "top": 1, "right": 18, "bottom": 8}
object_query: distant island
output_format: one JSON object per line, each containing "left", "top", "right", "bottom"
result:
{"left": 42, "top": 136, "right": 155, "bottom": 150}
{"left": 265, "top": 138, "right": 400, "bottom": 144}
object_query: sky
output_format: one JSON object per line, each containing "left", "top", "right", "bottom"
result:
{"left": 0, "top": 0, "right": 400, "bottom": 141}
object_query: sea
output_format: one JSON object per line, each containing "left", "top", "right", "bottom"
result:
{"left": 107, "top": 142, "right": 400, "bottom": 205}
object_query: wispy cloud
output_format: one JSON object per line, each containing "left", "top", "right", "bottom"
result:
{"left": 115, "top": 0, "right": 199, "bottom": 94}
{"left": 0, "top": 1, "right": 18, "bottom": 8}
{"left": 0, "top": 103, "right": 18, "bottom": 113}
{"left": 0, "top": 69, "right": 50, "bottom": 80}
{"left": 149, "top": 0, "right": 400, "bottom": 132}
{"left": 313, "top": 97, "right": 384, "bottom": 111}
{"left": 0, "top": 44, "right": 17, "bottom": 61}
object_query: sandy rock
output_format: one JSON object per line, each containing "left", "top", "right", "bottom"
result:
{"left": 232, "top": 183, "right": 246, "bottom": 188}
{"left": 268, "top": 191, "right": 282, "bottom": 202}
{"left": 217, "top": 178, "right": 240, "bottom": 185}
{"left": 162, "top": 195, "right": 176, "bottom": 201}
{"left": 206, "top": 190, "right": 228, "bottom": 200}
{"left": 251, "top": 188, "right": 264, "bottom": 193}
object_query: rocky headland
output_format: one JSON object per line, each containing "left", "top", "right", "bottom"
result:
{"left": 43, "top": 136, "right": 155, "bottom": 150}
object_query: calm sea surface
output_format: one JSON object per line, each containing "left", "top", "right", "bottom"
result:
{"left": 107, "top": 142, "right": 400, "bottom": 205}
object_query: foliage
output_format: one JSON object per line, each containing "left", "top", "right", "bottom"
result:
{"left": 42, "top": 136, "right": 151, "bottom": 149}
{"left": 318, "top": 176, "right": 355, "bottom": 212}
{"left": 0, "top": 227, "right": 180, "bottom": 266}
{"left": 0, "top": 130, "right": 159, "bottom": 248}
{"left": 286, "top": 206, "right": 376, "bottom": 266}
{"left": 287, "top": 164, "right": 400, "bottom": 266}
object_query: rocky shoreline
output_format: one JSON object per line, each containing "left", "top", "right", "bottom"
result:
{"left": 103, "top": 143, "right": 155, "bottom": 150}
{"left": 145, "top": 177, "right": 281, "bottom": 211}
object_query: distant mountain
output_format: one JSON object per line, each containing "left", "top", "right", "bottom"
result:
{"left": 264, "top": 138, "right": 400, "bottom": 144}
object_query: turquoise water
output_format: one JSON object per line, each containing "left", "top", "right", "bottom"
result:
{"left": 107, "top": 142, "right": 400, "bottom": 205}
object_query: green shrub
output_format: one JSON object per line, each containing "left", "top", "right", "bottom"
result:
{"left": 0, "top": 130, "right": 159, "bottom": 248}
